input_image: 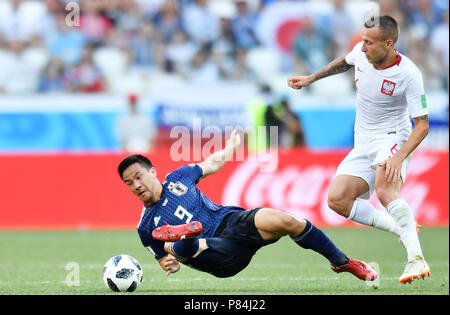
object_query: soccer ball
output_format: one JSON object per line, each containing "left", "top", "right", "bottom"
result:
{"left": 103, "top": 254, "right": 143, "bottom": 292}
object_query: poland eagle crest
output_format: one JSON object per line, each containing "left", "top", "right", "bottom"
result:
{"left": 381, "top": 79, "right": 396, "bottom": 96}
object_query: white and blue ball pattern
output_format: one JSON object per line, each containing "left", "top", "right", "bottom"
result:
{"left": 103, "top": 255, "right": 143, "bottom": 292}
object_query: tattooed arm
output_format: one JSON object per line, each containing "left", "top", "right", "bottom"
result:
{"left": 378, "top": 115, "right": 429, "bottom": 183}
{"left": 287, "top": 56, "right": 353, "bottom": 90}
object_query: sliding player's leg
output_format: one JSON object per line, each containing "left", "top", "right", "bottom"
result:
{"left": 254, "top": 208, "right": 377, "bottom": 281}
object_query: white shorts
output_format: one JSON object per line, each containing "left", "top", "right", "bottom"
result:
{"left": 335, "top": 130, "right": 412, "bottom": 200}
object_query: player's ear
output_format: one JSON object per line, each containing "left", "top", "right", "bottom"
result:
{"left": 385, "top": 39, "right": 394, "bottom": 49}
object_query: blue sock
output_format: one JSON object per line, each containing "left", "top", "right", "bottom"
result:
{"left": 291, "top": 220, "right": 349, "bottom": 266}
{"left": 171, "top": 238, "right": 199, "bottom": 259}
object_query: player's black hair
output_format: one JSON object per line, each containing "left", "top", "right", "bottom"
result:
{"left": 118, "top": 154, "right": 153, "bottom": 179}
{"left": 364, "top": 15, "right": 399, "bottom": 43}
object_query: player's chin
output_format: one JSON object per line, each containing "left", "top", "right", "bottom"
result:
{"left": 136, "top": 191, "right": 151, "bottom": 202}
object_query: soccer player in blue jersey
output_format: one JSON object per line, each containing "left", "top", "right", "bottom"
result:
{"left": 118, "top": 130, "right": 377, "bottom": 280}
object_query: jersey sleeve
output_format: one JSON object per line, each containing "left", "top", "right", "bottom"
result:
{"left": 138, "top": 229, "right": 167, "bottom": 260}
{"left": 405, "top": 70, "right": 428, "bottom": 118}
{"left": 345, "top": 41, "right": 363, "bottom": 66}
{"left": 168, "top": 164, "right": 203, "bottom": 184}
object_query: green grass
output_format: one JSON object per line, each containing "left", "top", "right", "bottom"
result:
{"left": 0, "top": 228, "right": 448, "bottom": 295}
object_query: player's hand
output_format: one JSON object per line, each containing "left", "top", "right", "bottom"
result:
{"left": 226, "top": 129, "right": 241, "bottom": 151}
{"left": 287, "top": 75, "right": 315, "bottom": 90}
{"left": 159, "top": 254, "right": 180, "bottom": 276}
{"left": 378, "top": 156, "right": 403, "bottom": 183}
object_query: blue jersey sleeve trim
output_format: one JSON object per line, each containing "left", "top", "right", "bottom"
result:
{"left": 169, "top": 164, "right": 203, "bottom": 184}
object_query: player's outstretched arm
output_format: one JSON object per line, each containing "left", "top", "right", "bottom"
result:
{"left": 287, "top": 56, "right": 353, "bottom": 90}
{"left": 197, "top": 129, "right": 241, "bottom": 179}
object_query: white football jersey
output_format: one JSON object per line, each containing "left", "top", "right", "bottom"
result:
{"left": 345, "top": 42, "right": 428, "bottom": 138}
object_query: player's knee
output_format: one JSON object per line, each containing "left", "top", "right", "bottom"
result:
{"left": 327, "top": 192, "right": 350, "bottom": 217}
{"left": 256, "top": 209, "right": 305, "bottom": 239}
{"left": 375, "top": 186, "right": 399, "bottom": 207}
{"left": 275, "top": 213, "right": 304, "bottom": 235}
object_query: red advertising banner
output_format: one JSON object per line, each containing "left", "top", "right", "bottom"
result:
{"left": 0, "top": 149, "right": 448, "bottom": 230}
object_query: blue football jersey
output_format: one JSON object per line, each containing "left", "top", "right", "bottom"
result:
{"left": 137, "top": 164, "right": 245, "bottom": 260}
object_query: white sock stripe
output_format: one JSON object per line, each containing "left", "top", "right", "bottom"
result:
{"left": 386, "top": 198, "right": 404, "bottom": 213}
{"left": 292, "top": 224, "right": 313, "bottom": 242}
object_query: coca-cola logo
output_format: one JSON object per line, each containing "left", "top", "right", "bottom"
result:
{"left": 369, "top": 153, "right": 441, "bottom": 223}
{"left": 222, "top": 152, "right": 444, "bottom": 226}
{"left": 222, "top": 156, "right": 348, "bottom": 225}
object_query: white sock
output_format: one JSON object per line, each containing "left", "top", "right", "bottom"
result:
{"left": 348, "top": 199, "right": 401, "bottom": 236}
{"left": 386, "top": 198, "right": 424, "bottom": 261}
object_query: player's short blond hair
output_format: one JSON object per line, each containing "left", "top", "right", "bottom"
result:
{"left": 364, "top": 15, "right": 399, "bottom": 43}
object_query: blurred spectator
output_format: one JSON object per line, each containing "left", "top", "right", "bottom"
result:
{"left": 211, "top": 17, "right": 244, "bottom": 80}
{"left": 116, "top": 94, "right": 156, "bottom": 153}
{"left": 379, "top": 0, "right": 405, "bottom": 25}
{"left": 38, "top": 58, "right": 68, "bottom": 93}
{"left": 0, "top": 0, "right": 42, "bottom": 47}
{"left": 407, "top": 37, "right": 440, "bottom": 90}
{"left": 153, "top": 0, "right": 183, "bottom": 42}
{"left": 188, "top": 44, "right": 221, "bottom": 84}
{"left": 135, "top": 0, "right": 166, "bottom": 17}
{"left": 265, "top": 96, "right": 306, "bottom": 148}
{"left": 165, "top": 29, "right": 198, "bottom": 77}
{"left": 230, "top": 0, "right": 260, "bottom": 50}
{"left": 0, "top": 41, "right": 41, "bottom": 94}
{"left": 378, "top": 0, "right": 409, "bottom": 54}
{"left": 65, "top": 44, "right": 106, "bottom": 92}
{"left": 38, "top": 0, "right": 64, "bottom": 47}
{"left": 46, "top": 12, "right": 87, "bottom": 66}
{"left": 406, "top": 0, "right": 439, "bottom": 39}
{"left": 329, "top": 0, "right": 353, "bottom": 58}
{"left": 213, "top": 46, "right": 250, "bottom": 81}
{"left": 430, "top": 9, "right": 449, "bottom": 91}
{"left": 182, "top": 0, "right": 220, "bottom": 45}
{"left": 79, "top": 0, "right": 113, "bottom": 46}
{"left": 229, "top": 48, "right": 251, "bottom": 80}
{"left": 114, "top": 0, "right": 146, "bottom": 36}
{"left": 292, "top": 15, "right": 332, "bottom": 74}
{"left": 130, "top": 20, "right": 165, "bottom": 69}
{"left": 213, "top": 17, "right": 234, "bottom": 55}
{"left": 0, "top": 0, "right": 446, "bottom": 97}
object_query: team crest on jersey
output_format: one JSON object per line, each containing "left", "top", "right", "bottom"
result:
{"left": 168, "top": 181, "right": 188, "bottom": 196}
{"left": 381, "top": 79, "right": 396, "bottom": 96}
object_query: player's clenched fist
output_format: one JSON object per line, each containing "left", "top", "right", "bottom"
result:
{"left": 287, "top": 75, "right": 316, "bottom": 90}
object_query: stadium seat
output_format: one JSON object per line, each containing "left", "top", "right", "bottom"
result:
{"left": 93, "top": 47, "right": 128, "bottom": 91}
{"left": 208, "top": 0, "right": 236, "bottom": 18}
{"left": 246, "top": 47, "right": 282, "bottom": 83}
{"left": 21, "top": 47, "right": 50, "bottom": 74}
{"left": 0, "top": 49, "right": 11, "bottom": 65}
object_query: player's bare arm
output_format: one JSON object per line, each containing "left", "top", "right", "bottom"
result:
{"left": 378, "top": 115, "right": 429, "bottom": 183}
{"left": 197, "top": 129, "right": 241, "bottom": 179}
{"left": 287, "top": 56, "right": 353, "bottom": 89}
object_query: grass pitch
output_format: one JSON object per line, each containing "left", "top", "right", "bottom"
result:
{"left": 0, "top": 227, "right": 448, "bottom": 295}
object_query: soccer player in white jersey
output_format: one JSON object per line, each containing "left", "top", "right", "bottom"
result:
{"left": 287, "top": 15, "right": 430, "bottom": 284}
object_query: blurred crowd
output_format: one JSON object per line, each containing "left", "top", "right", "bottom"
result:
{"left": 0, "top": 0, "right": 448, "bottom": 95}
